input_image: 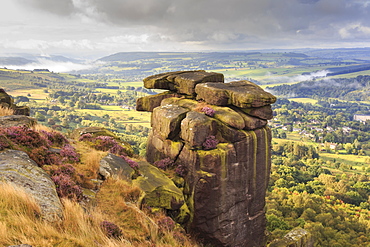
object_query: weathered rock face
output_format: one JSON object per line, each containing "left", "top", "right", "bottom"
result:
{"left": 137, "top": 71, "right": 276, "bottom": 247}
{"left": 0, "top": 89, "right": 30, "bottom": 116}
{"left": 0, "top": 150, "right": 63, "bottom": 222}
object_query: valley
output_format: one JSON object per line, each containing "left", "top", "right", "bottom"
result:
{"left": 1, "top": 48, "right": 370, "bottom": 246}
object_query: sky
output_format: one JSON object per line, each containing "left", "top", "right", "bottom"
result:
{"left": 1, "top": 0, "right": 370, "bottom": 59}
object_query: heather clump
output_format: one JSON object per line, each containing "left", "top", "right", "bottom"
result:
{"left": 29, "top": 146, "right": 61, "bottom": 166}
{"left": 40, "top": 130, "right": 69, "bottom": 147}
{"left": 175, "top": 164, "right": 187, "bottom": 177}
{"left": 201, "top": 106, "right": 215, "bottom": 117}
{"left": 48, "top": 164, "right": 84, "bottom": 201}
{"left": 1, "top": 126, "right": 48, "bottom": 149}
{"left": 100, "top": 220, "right": 123, "bottom": 239}
{"left": 154, "top": 157, "right": 174, "bottom": 170}
{"left": 60, "top": 144, "right": 80, "bottom": 163}
{"left": 120, "top": 155, "right": 139, "bottom": 170}
{"left": 79, "top": 134, "right": 128, "bottom": 156}
{"left": 202, "top": 135, "right": 219, "bottom": 150}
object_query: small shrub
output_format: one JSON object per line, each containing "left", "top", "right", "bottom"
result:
{"left": 41, "top": 130, "right": 69, "bottom": 147}
{"left": 29, "top": 146, "right": 61, "bottom": 167}
{"left": 175, "top": 165, "right": 187, "bottom": 177}
{"left": 100, "top": 220, "right": 123, "bottom": 238}
{"left": 202, "top": 135, "right": 219, "bottom": 150}
{"left": 60, "top": 145, "right": 80, "bottom": 163}
{"left": 51, "top": 173, "right": 83, "bottom": 201}
{"left": 109, "top": 143, "right": 127, "bottom": 156}
{"left": 201, "top": 106, "right": 215, "bottom": 117}
{"left": 2, "top": 126, "right": 48, "bottom": 148}
{"left": 120, "top": 155, "right": 139, "bottom": 170}
{"left": 78, "top": 133, "right": 93, "bottom": 142}
{"left": 154, "top": 157, "right": 174, "bottom": 170}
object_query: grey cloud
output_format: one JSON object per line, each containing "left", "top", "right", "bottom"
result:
{"left": 18, "top": 0, "right": 370, "bottom": 46}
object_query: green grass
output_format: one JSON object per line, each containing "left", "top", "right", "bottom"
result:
{"left": 288, "top": 98, "right": 318, "bottom": 104}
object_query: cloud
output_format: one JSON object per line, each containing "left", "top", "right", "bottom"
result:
{"left": 266, "top": 70, "right": 329, "bottom": 84}
{"left": 0, "top": 58, "right": 96, "bottom": 73}
{"left": 15, "top": 0, "right": 370, "bottom": 49}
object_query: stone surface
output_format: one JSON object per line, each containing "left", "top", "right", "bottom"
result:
{"left": 212, "top": 105, "right": 246, "bottom": 130}
{"left": 0, "top": 89, "right": 13, "bottom": 106}
{"left": 180, "top": 111, "right": 217, "bottom": 148}
{"left": 99, "top": 153, "right": 135, "bottom": 181}
{"left": 0, "top": 115, "right": 36, "bottom": 128}
{"left": 195, "top": 80, "right": 276, "bottom": 108}
{"left": 136, "top": 91, "right": 179, "bottom": 112}
{"left": 241, "top": 105, "right": 274, "bottom": 120}
{"left": 151, "top": 104, "right": 189, "bottom": 140}
{"left": 176, "top": 127, "right": 272, "bottom": 247}
{"left": 146, "top": 132, "right": 184, "bottom": 164}
{"left": 144, "top": 70, "right": 224, "bottom": 95}
{"left": 0, "top": 150, "right": 63, "bottom": 222}
{"left": 133, "top": 161, "right": 190, "bottom": 216}
{"left": 232, "top": 107, "right": 268, "bottom": 130}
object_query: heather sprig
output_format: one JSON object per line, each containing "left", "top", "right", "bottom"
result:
{"left": 154, "top": 157, "right": 174, "bottom": 170}
{"left": 175, "top": 165, "right": 187, "bottom": 177}
{"left": 201, "top": 106, "right": 215, "bottom": 117}
{"left": 120, "top": 155, "right": 139, "bottom": 170}
{"left": 202, "top": 135, "right": 219, "bottom": 150}
{"left": 100, "top": 220, "right": 123, "bottom": 238}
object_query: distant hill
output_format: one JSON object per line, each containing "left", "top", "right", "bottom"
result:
{"left": 0, "top": 57, "right": 35, "bottom": 66}
{"left": 98, "top": 51, "right": 262, "bottom": 62}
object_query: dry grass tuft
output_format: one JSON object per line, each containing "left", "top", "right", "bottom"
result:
{"left": 31, "top": 123, "right": 54, "bottom": 133}
{"left": 0, "top": 105, "right": 14, "bottom": 116}
{"left": 0, "top": 182, "right": 132, "bottom": 247}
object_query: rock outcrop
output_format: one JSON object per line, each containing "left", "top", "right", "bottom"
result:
{"left": 0, "top": 150, "right": 63, "bottom": 222}
{"left": 137, "top": 70, "right": 276, "bottom": 247}
{"left": 0, "top": 89, "right": 30, "bottom": 116}
{"left": 0, "top": 115, "right": 37, "bottom": 128}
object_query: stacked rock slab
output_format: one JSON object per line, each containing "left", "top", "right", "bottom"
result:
{"left": 137, "top": 70, "right": 276, "bottom": 247}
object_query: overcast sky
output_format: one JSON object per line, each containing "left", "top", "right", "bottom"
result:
{"left": 1, "top": 0, "right": 370, "bottom": 58}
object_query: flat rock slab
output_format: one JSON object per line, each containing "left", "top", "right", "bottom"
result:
{"left": 195, "top": 80, "right": 276, "bottom": 108}
{"left": 99, "top": 153, "right": 135, "bottom": 181}
{"left": 136, "top": 91, "right": 179, "bottom": 112}
{"left": 144, "top": 70, "right": 224, "bottom": 95}
{"left": 0, "top": 150, "right": 63, "bottom": 222}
